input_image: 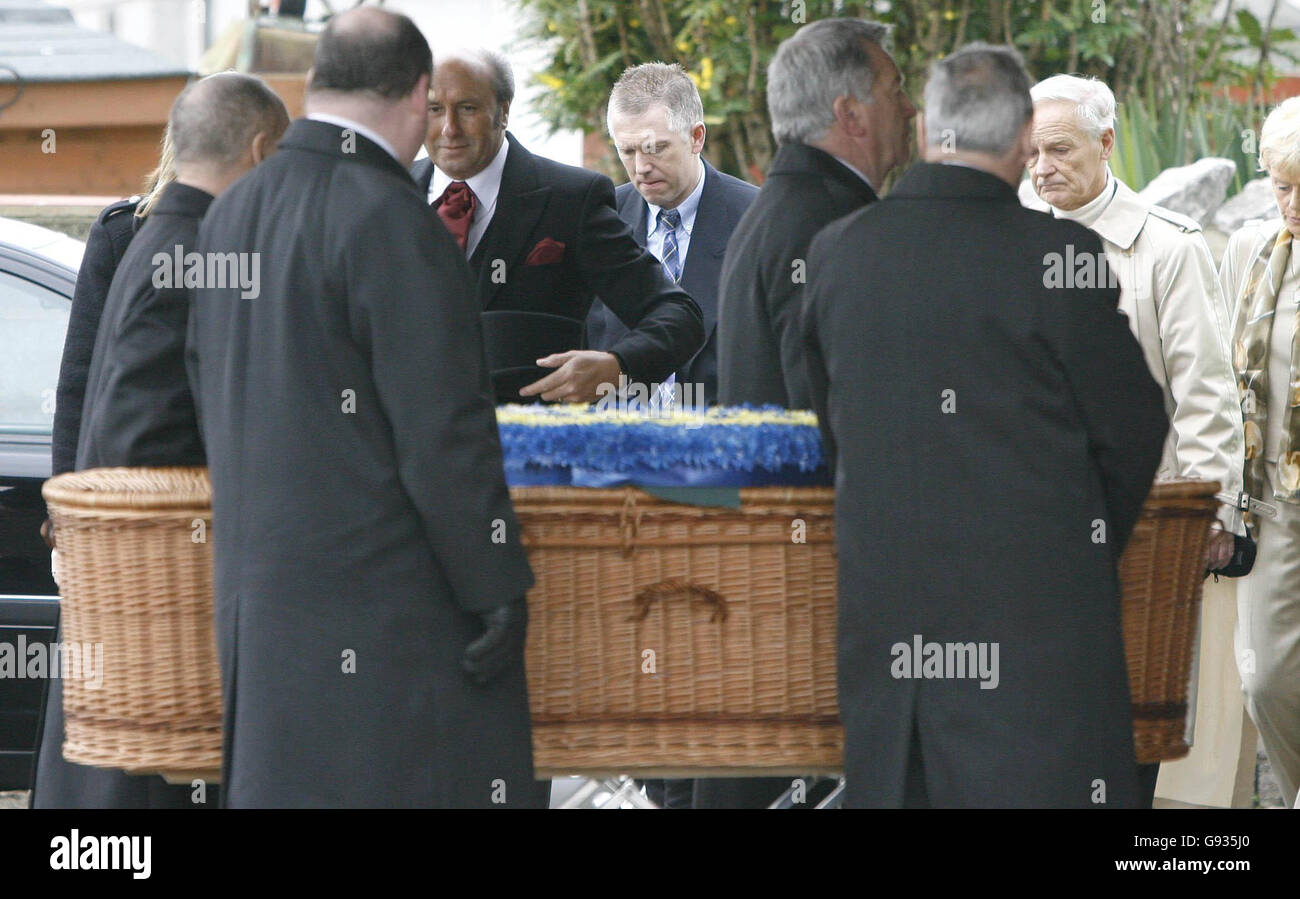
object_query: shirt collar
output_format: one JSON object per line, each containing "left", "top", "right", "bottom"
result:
{"left": 648, "top": 159, "right": 706, "bottom": 236}
{"left": 830, "top": 154, "right": 875, "bottom": 193}
{"left": 305, "top": 112, "right": 401, "bottom": 163}
{"left": 430, "top": 136, "right": 510, "bottom": 207}
{"left": 1050, "top": 168, "right": 1117, "bottom": 229}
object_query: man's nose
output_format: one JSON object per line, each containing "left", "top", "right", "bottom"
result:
{"left": 903, "top": 95, "right": 918, "bottom": 119}
{"left": 441, "top": 112, "right": 461, "bottom": 138}
{"left": 1033, "top": 151, "right": 1053, "bottom": 177}
{"left": 635, "top": 152, "right": 654, "bottom": 174}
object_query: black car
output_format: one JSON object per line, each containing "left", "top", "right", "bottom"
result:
{"left": 0, "top": 216, "right": 83, "bottom": 789}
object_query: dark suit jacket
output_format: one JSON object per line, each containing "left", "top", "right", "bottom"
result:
{"left": 412, "top": 132, "right": 704, "bottom": 399}
{"left": 584, "top": 159, "right": 758, "bottom": 405}
{"left": 190, "top": 119, "right": 540, "bottom": 808}
{"left": 77, "top": 182, "right": 209, "bottom": 470}
{"left": 717, "top": 142, "right": 877, "bottom": 409}
{"left": 51, "top": 197, "right": 140, "bottom": 475}
{"left": 802, "top": 162, "right": 1169, "bottom": 808}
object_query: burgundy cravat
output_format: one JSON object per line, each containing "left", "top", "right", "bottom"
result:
{"left": 435, "top": 181, "right": 477, "bottom": 252}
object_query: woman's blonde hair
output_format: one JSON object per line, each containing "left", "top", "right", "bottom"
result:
{"left": 134, "top": 122, "right": 177, "bottom": 218}
{"left": 1259, "top": 96, "right": 1300, "bottom": 178}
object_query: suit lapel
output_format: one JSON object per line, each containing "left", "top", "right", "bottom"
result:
{"left": 619, "top": 186, "right": 650, "bottom": 246}
{"left": 474, "top": 133, "right": 552, "bottom": 309}
{"left": 678, "top": 161, "right": 727, "bottom": 335}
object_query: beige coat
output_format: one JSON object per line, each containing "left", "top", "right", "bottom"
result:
{"left": 1090, "top": 179, "right": 1245, "bottom": 533}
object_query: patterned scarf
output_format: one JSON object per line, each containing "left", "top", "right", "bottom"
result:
{"left": 1232, "top": 225, "right": 1300, "bottom": 516}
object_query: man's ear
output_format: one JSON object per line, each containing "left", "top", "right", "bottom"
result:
{"left": 250, "top": 131, "right": 269, "bottom": 166}
{"left": 1015, "top": 120, "right": 1035, "bottom": 168}
{"left": 831, "top": 94, "right": 862, "bottom": 137}
{"left": 497, "top": 99, "right": 511, "bottom": 130}
{"left": 411, "top": 73, "right": 431, "bottom": 113}
{"left": 690, "top": 122, "right": 706, "bottom": 156}
{"left": 1099, "top": 127, "right": 1115, "bottom": 162}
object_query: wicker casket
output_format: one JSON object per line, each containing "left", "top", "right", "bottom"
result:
{"left": 40, "top": 407, "right": 1219, "bottom": 778}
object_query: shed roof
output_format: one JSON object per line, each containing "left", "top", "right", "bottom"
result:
{"left": 0, "top": 0, "right": 191, "bottom": 84}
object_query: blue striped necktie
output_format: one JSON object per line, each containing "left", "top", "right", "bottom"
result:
{"left": 658, "top": 208, "right": 682, "bottom": 282}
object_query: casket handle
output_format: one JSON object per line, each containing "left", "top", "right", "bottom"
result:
{"left": 629, "top": 579, "right": 728, "bottom": 623}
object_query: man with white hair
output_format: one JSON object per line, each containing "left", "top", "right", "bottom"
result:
{"left": 1028, "top": 74, "right": 1246, "bottom": 807}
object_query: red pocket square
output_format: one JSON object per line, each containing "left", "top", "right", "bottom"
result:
{"left": 525, "top": 238, "right": 566, "bottom": 266}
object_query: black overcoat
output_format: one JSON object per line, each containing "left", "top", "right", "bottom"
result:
{"left": 717, "top": 142, "right": 876, "bottom": 409}
{"left": 51, "top": 197, "right": 140, "bottom": 476}
{"left": 33, "top": 184, "right": 210, "bottom": 808}
{"left": 585, "top": 159, "right": 758, "bottom": 405}
{"left": 188, "top": 119, "right": 539, "bottom": 808}
{"left": 802, "top": 163, "right": 1169, "bottom": 808}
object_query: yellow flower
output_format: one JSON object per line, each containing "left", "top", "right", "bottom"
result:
{"left": 1245, "top": 420, "right": 1263, "bottom": 460}
{"left": 725, "top": 15, "right": 737, "bottom": 25}
{"left": 536, "top": 73, "right": 564, "bottom": 90}
{"left": 676, "top": 40, "right": 690, "bottom": 53}
{"left": 699, "top": 57, "right": 714, "bottom": 91}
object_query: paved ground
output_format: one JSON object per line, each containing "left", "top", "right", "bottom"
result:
{"left": 1, "top": 747, "right": 1287, "bottom": 808}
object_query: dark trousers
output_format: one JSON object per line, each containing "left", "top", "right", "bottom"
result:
{"left": 1136, "top": 762, "right": 1159, "bottom": 809}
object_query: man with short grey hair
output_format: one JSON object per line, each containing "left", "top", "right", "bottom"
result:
{"left": 586, "top": 62, "right": 758, "bottom": 410}
{"left": 803, "top": 44, "right": 1167, "bottom": 806}
{"left": 717, "top": 17, "right": 915, "bottom": 410}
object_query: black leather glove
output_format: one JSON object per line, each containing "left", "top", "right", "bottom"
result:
{"left": 463, "top": 599, "right": 528, "bottom": 686}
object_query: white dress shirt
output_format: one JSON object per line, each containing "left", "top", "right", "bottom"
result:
{"left": 645, "top": 160, "right": 706, "bottom": 275}
{"left": 831, "top": 154, "right": 876, "bottom": 193}
{"left": 429, "top": 138, "right": 510, "bottom": 258}
{"left": 306, "top": 112, "right": 401, "bottom": 163}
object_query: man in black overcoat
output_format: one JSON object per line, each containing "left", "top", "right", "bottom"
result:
{"left": 188, "top": 9, "right": 542, "bottom": 808}
{"left": 716, "top": 18, "right": 915, "bottom": 410}
{"left": 410, "top": 50, "right": 704, "bottom": 404}
{"left": 32, "top": 72, "right": 288, "bottom": 808}
{"left": 802, "top": 44, "right": 1169, "bottom": 807}
{"left": 585, "top": 63, "right": 757, "bottom": 409}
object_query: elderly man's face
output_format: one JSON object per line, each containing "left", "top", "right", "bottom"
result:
{"left": 609, "top": 105, "right": 704, "bottom": 210}
{"left": 1028, "top": 99, "right": 1112, "bottom": 210}
{"left": 860, "top": 43, "right": 917, "bottom": 176}
{"left": 1269, "top": 166, "right": 1300, "bottom": 238}
{"left": 427, "top": 58, "right": 506, "bottom": 180}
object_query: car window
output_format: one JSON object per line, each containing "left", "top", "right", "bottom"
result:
{"left": 0, "top": 269, "right": 69, "bottom": 436}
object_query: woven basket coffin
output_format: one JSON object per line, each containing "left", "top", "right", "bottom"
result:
{"left": 1120, "top": 479, "right": 1220, "bottom": 765}
{"left": 514, "top": 485, "right": 840, "bottom": 777}
{"left": 42, "top": 467, "right": 221, "bottom": 779}
{"left": 39, "top": 470, "right": 1215, "bottom": 779}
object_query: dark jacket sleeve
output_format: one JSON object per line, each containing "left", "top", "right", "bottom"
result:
{"left": 574, "top": 174, "right": 704, "bottom": 383}
{"left": 83, "top": 282, "right": 204, "bottom": 469}
{"left": 801, "top": 226, "right": 840, "bottom": 471}
{"left": 1045, "top": 229, "right": 1169, "bottom": 555}
{"left": 350, "top": 194, "right": 534, "bottom": 611}
{"left": 52, "top": 207, "right": 133, "bottom": 474}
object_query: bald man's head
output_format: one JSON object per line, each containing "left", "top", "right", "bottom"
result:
{"left": 308, "top": 6, "right": 432, "bottom": 100}
{"left": 170, "top": 72, "right": 289, "bottom": 169}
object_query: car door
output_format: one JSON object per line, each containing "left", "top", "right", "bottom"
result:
{"left": 0, "top": 246, "right": 73, "bottom": 789}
